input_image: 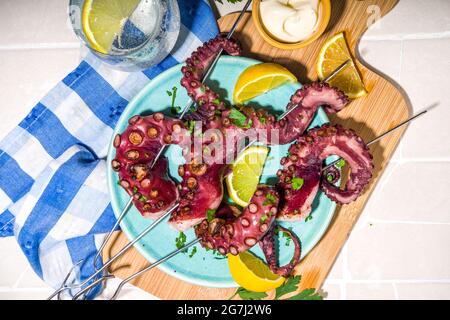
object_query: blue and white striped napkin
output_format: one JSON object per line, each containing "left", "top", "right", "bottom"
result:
{"left": 0, "top": 0, "right": 218, "bottom": 298}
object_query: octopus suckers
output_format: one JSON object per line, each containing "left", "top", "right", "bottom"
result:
{"left": 248, "top": 203, "right": 258, "bottom": 214}
{"left": 244, "top": 237, "right": 257, "bottom": 246}
{"left": 128, "top": 132, "right": 143, "bottom": 145}
{"left": 147, "top": 127, "right": 158, "bottom": 138}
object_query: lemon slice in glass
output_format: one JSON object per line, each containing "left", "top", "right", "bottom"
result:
{"left": 228, "top": 251, "right": 285, "bottom": 293}
{"left": 233, "top": 63, "right": 297, "bottom": 104}
{"left": 317, "top": 32, "right": 367, "bottom": 99}
{"left": 82, "top": 0, "right": 141, "bottom": 54}
{"left": 226, "top": 146, "right": 269, "bottom": 207}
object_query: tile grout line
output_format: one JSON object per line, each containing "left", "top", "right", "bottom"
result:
{"left": 363, "top": 30, "right": 450, "bottom": 41}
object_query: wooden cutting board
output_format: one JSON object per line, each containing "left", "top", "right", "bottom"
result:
{"left": 104, "top": 0, "right": 409, "bottom": 299}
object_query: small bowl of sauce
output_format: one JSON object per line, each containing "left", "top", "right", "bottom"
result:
{"left": 252, "top": 0, "right": 331, "bottom": 50}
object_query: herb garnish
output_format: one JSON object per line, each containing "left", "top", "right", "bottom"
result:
{"left": 175, "top": 232, "right": 187, "bottom": 253}
{"left": 291, "top": 177, "right": 304, "bottom": 191}
{"left": 326, "top": 174, "right": 334, "bottom": 182}
{"left": 229, "top": 108, "right": 252, "bottom": 128}
{"left": 139, "top": 195, "right": 147, "bottom": 202}
{"left": 167, "top": 86, "right": 181, "bottom": 115}
{"left": 132, "top": 186, "right": 138, "bottom": 194}
{"left": 335, "top": 158, "right": 346, "bottom": 168}
{"left": 229, "top": 275, "right": 323, "bottom": 300}
{"left": 207, "top": 209, "right": 216, "bottom": 222}
{"left": 186, "top": 120, "right": 196, "bottom": 135}
{"left": 305, "top": 214, "right": 313, "bottom": 222}
{"left": 263, "top": 193, "right": 277, "bottom": 206}
{"left": 188, "top": 246, "right": 197, "bottom": 258}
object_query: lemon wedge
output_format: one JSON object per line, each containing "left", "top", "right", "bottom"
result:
{"left": 226, "top": 146, "right": 269, "bottom": 207}
{"left": 228, "top": 251, "right": 285, "bottom": 293}
{"left": 233, "top": 63, "right": 297, "bottom": 104}
{"left": 82, "top": 0, "right": 141, "bottom": 54}
{"left": 317, "top": 32, "right": 367, "bottom": 99}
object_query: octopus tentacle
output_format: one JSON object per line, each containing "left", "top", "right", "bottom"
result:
{"left": 112, "top": 113, "right": 186, "bottom": 218}
{"left": 317, "top": 125, "right": 374, "bottom": 204}
{"left": 181, "top": 35, "right": 242, "bottom": 121}
{"left": 277, "top": 124, "right": 374, "bottom": 220}
{"left": 250, "top": 82, "right": 349, "bottom": 145}
{"left": 195, "top": 185, "right": 279, "bottom": 255}
{"left": 259, "top": 225, "right": 302, "bottom": 277}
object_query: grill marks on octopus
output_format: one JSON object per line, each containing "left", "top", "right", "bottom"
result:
{"left": 111, "top": 35, "right": 373, "bottom": 277}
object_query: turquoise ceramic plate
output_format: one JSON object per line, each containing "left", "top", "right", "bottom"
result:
{"left": 107, "top": 56, "right": 336, "bottom": 288}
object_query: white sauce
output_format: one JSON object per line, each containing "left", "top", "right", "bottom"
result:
{"left": 260, "top": 0, "right": 320, "bottom": 43}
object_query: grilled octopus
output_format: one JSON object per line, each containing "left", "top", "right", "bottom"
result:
{"left": 111, "top": 35, "right": 374, "bottom": 277}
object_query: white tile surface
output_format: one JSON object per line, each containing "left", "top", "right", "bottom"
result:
{"left": 0, "top": 48, "right": 81, "bottom": 138}
{"left": 0, "top": 0, "right": 449, "bottom": 300}
{"left": 346, "top": 283, "right": 397, "bottom": 300}
{"left": 364, "top": 162, "right": 450, "bottom": 222}
{"left": 347, "top": 223, "right": 450, "bottom": 280}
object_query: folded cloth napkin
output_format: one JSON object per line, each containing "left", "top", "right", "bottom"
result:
{"left": 0, "top": 0, "right": 218, "bottom": 298}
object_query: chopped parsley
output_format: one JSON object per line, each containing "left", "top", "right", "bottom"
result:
{"left": 335, "top": 158, "right": 346, "bottom": 168}
{"left": 263, "top": 193, "right": 277, "bottom": 206}
{"left": 186, "top": 120, "right": 196, "bottom": 134}
{"left": 326, "top": 173, "right": 334, "bottom": 182}
{"left": 229, "top": 108, "right": 252, "bottom": 128}
{"left": 291, "top": 177, "right": 304, "bottom": 191}
{"left": 188, "top": 246, "right": 197, "bottom": 258}
{"left": 175, "top": 232, "right": 187, "bottom": 253}
{"left": 132, "top": 186, "right": 138, "bottom": 194}
{"left": 305, "top": 214, "right": 313, "bottom": 222}
{"left": 259, "top": 214, "right": 269, "bottom": 224}
{"left": 167, "top": 86, "right": 181, "bottom": 115}
{"left": 139, "top": 195, "right": 147, "bottom": 202}
{"left": 207, "top": 209, "right": 216, "bottom": 222}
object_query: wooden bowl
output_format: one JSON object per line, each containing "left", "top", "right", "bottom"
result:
{"left": 252, "top": 0, "right": 331, "bottom": 50}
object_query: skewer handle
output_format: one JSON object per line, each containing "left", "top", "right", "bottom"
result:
{"left": 110, "top": 239, "right": 200, "bottom": 300}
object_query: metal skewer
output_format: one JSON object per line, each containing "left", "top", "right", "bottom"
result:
{"left": 49, "top": 1, "right": 252, "bottom": 300}
{"left": 149, "top": 0, "right": 252, "bottom": 170}
{"left": 100, "top": 107, "right": 432, "bottom": 300}
{"left": 278, "top": 59, "right": 351, "bottom": 120}
{"left": 322, "top": 107, "right": 431, "bottom": 172}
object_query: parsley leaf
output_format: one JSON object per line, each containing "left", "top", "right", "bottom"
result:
{"left": 305, "top": 214, "right": 313, "bottom": 222}
{"left": 188, "top": 246, "right": 197, "bottom": 258}
{"left": 291, "top": 177, "right": 304, "bottom": 191}
{"left": 229, "top": 108, "right": 250, "bottom": 128}
{"left": 275, "top": 275, "right": 301, "bottom": 299}
{"left": 263, "top": 193, "right": 277, "bottom": 206}
{"left": 231, "top": 287, "right": 268, "bottom": 300}
{"left": 167, "top": 86, "right": 181, "bottom": 115}
{"left": 335, "top": 158, "right": 346, "bottom": 168}
{"left": 175, "top": 232, "right": 187, "bottom": 253}
{"left": 207, "top": 209, "right": 216, "bottom": 222}
{"left": 287, "top": 288, "right": 323, "bottom": 300}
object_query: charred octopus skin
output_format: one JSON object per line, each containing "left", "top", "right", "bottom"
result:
{"left": 112, "top": 113, "right": 186, "bottom": 218}
{"left": 277, "top": 124, "right": 374, "bottom": 221}
{"left": 172, "top": 35, "right": 351, "bottom": 230}
{"left": 259, "top": 225, "right": 302, "bottom": 277}
{"left": 195, "top": 185, "right": 279, "bottom": 256}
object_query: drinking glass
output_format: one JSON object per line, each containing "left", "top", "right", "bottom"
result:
{"left": 69, "top": 0, "right": 180, "bottom": 71}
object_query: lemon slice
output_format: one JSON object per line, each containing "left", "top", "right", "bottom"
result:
{"left": 233, "top": 63, "right": 297, "bottom": 104}
{"left": 226, "top": 146, "right": 269, "bottom": 207}
{"left": 228, "top": 251, "right": 285, "bottom": 292}
{"left": 317, "top": 32, "right": 368, "bottom": 99}
{"left": 82, "top": 0, "right": 141, "bottom": 54}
